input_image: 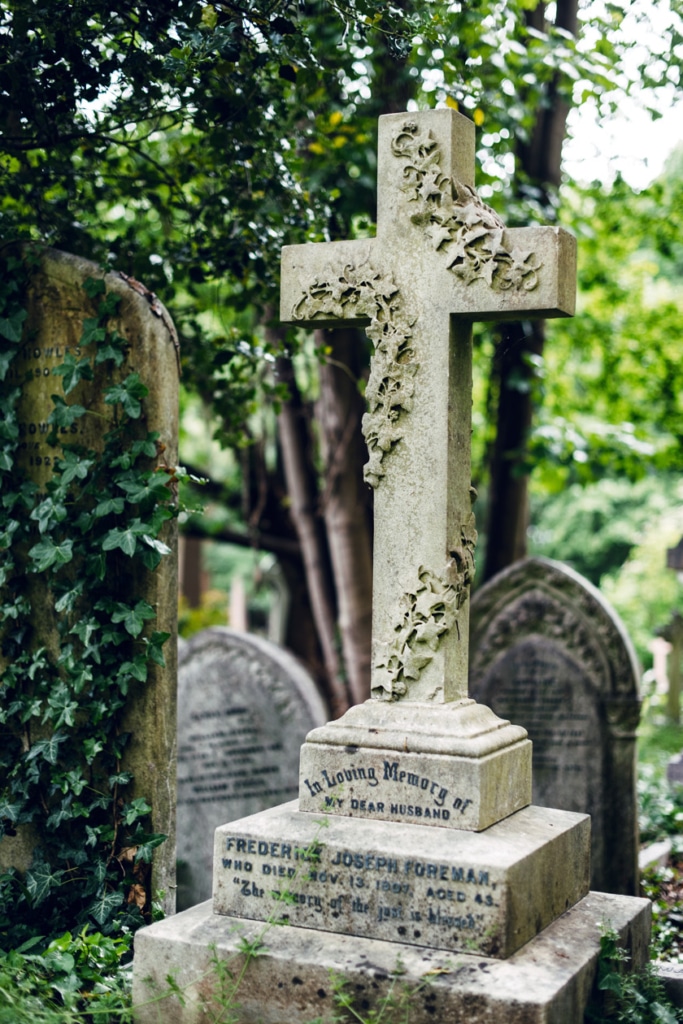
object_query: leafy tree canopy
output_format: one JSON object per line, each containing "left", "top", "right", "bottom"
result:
{"left": 2, "top": 0, "right": 683, "bottom": 694}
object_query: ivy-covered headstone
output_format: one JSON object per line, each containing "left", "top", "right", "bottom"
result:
{"left": 0, "top": 246, "right": 179, "bottom": 942}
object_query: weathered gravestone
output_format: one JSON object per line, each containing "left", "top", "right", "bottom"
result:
{"left": 0, "top": 247, "right": 179, "bottom": 914}
{"left": 134, "top": 109, "right": 650, "bottom": 1023}
{"left": 469, "top": 556, "right": 641, "bottom": 896}
{"left": 176, "top": 627, "right": 327, "bottom": 909}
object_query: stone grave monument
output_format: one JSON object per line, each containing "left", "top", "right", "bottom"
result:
{"left": 0, "top": 247, "right": 179, "bottom": 913}
{"left": 469, "top": 556, "right": 641, "bottom": 896}
{"left": 176, "top": 627, "right": 328, "bottom": 909}
{"left": 133, "top": 109, "right": 650, "bottom": 1022}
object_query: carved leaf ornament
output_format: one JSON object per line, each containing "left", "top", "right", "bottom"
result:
{"left": 291, "top": 259, "right": 418, "bottom": 489}
{"left": 391, "top": 120, "right": 542, "bottom": 292}
{"left": 291, "top": 122, "right": 542, "bottom": 492}
{"left": 373, "top": 513, "right": 477, "bottom": 701}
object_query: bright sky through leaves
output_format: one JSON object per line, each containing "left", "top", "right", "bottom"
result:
{"left": 563, "top": 0, "right": 683, "bottom": 188}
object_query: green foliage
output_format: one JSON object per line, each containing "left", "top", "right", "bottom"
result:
{"left": 601, "top": 508, "right": 683, "bottom": 670}
{"left": 641, "top": 864, "right": 683, "bottom": 965}
{"left": 0, "top": 256, "right": 174, "bottom": 947}
{"left": 529, "top": 477, "right": 683, "bottom": 587}
{"left": 1, "top": 0, "right": 667, "bottom": 454}
{"left": 533, "top": 176, "right": 683, "bottom": 493}
{"left": 586, "top": 928, "right": 681, "bottom": 1023}
{"left": 638, "top": 765, "right": 683, "bottom": 848}
{"left": 529, "top": 475, "right": 683, "bottom": 670}
{"left": 0, "top": 928, "right": 133, "bottom": 1024}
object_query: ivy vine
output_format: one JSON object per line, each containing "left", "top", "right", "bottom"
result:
{"left": 0, "top": 250, "right": 176, "bottom": 949}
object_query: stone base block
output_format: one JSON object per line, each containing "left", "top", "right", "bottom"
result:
{"left": 132, "top": 891, "right": 651, "bottom": 1024}
{"left": 212, "top": 801, "right": 589, "bottom": 959}
{"left": 299, "top": 699, "right": 532, "bottom": 831}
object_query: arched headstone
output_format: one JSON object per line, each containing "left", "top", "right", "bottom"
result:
{"left": 176, "top": 627, "right": 328, "bottom": 909}
{"left": 469, "top": 556, "right": 641, "bottom": 894}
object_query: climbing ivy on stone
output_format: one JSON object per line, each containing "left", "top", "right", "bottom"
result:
{"left": 0, "top": 254, "right": 175, "bottom": 949}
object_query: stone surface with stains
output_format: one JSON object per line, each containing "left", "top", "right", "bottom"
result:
{"left": 212, "top": 801, "right": 590, "bottom": 959}
{"left": 133, "top": 891, "right": 651, "bottom": 1024}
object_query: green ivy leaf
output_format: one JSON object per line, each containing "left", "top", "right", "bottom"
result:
{"left": 146, "top": 631, "right": 171, "bottom": 667}
{"left": 122, "top": 797, "right": 151, "bottom": 825}
{"left": 104, "top": 373, "right": 149, "bottom": 419}
{"left": 83, "top": 738, "right": 104, "bottom": 764}
{"left": 141, "top": 534, "right": 171, "bottom": 555}
{"left": 118, "top": 658, "right": 147, "bottom": 688}
{"left": 48, "top": 396, "right": 87, "bottom": 428}
{"left": 132, "top": 435, "right": 159, "bottom": 458}
{"left": 93, "top": 496, "right": 125, "bottom": 517}
{"left": 0, "top": 349, "right": 15, "bottom": 381}
{"left": 28, "top": 537, "right": 74, "bottom": 572}
{"left": 53, "top": 352, "right": 94, "bottom": 394}
{"left": 54, "top": 583, "right": 84, "bottom": 614}
{"left": 94, "top": 329, "right": 127, "bottom": 367}
{"left": 56, "top": 450, "right": 93, "bottom": 486}
{"left": 109, "top": 771, "right": 133, "bottom": 787}
{"left": 82, "top": 277, "right": 106, "bottom": 298}
{"left": 71, "top": 618, "right": 98, "bottom": 647}
{"left": 111, "top": 600, "right": 155, "bottom": 638}
{"left": 102, "top": 527, "right": 137, "bottom": 557}
{"left": 598, "top": 970, "right": 624, "bottom": 995}
{"left": 0, "top": 307, "right": 27, "bottom": 342}
{"left": 80, "top": 316, "right": 107, "bottom": 347}
{"left": 25, "top": 862, "right": 64, "bottom": 906}
{"left": 27, "top": 733, "right": 68, "bottom": 765}
{"left": 45, "top": 684, "right": 79, "bottom": 729}
{"left": 47, "top": 799, "right": 76, "bottom": 829}
{"left": 88, "top": 889, "right": 124, "bottom": 926}
{"left": 30, "top": 498, "right": 66, "bottom": 534}
{"left": 131, "top": 832, "right": 167, "bottom": 863}
{"left": 0, "top": 799, "right": 23, "bottom": 823}
{"left": 99, "top": 291, "right": 121, "bottom": 317}
{"left": 117, "top": 472, "right": 171, "bottom": 504}
{"left": 140, "top": 547, "right": 162, "bottom": 570}
{"left": 69, "top": 665, "right": 93, "bottom": 694}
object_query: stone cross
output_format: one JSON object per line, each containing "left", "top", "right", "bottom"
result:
{"left": 281, "top": 108, "right": 575, "bottom": 705}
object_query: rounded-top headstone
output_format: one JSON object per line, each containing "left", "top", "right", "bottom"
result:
{"left": 176, "top": 627, "right": 328, "bottom": 909}
{"left": 469, "top": 556, "right": 641, "bottom": 895}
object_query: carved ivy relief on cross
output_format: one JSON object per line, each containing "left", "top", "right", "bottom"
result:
{"left": 373, "top": 510, "right": 477, "bottom": 701}
{"left": 391, "top": 121, "right": 542, "bottom": 292}
{"left": 291, "top": 259, "right": 417, "bottom": 489}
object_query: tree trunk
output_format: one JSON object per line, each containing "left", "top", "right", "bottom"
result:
{"left": 316, "top": 327, "right": 373, "bottom": 705}
{"left": 483, "top": 0, "right": 578, "bottom": 582}
{"left": 483, "top": 319, "right": 544, "bottom": 580}
{"left": 272, "top": 347, "right": 350, "bottom": 716}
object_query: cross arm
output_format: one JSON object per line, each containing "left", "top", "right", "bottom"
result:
{"left": 280, "top": 238, "right": 384, "bottom": 330}
{"left": 442, "top": 225, "right": 577, "bottom": 322}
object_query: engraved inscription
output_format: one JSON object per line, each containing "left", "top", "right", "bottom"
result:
{"left": 13, "top": 341, "right": 87, "bottom": 486}
{"left": 477, "top": 642, "right": 599, "bottom": 815}
{"left": 177, "top": 705, "right": 292, "bottom": 809}
{"left": 218, "top": 833, "right": 500, "bottom": 954}
{"left": 301, "top": 757, "right": 474, "bottom": 823}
